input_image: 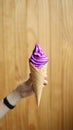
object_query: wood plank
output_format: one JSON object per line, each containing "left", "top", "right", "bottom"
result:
{"left": 0, "top": 0, "right": 73, "bottom": 130}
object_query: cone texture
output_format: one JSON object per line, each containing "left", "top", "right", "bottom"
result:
{"left": 29, "top": 63, "right": 48, "bottom": 106}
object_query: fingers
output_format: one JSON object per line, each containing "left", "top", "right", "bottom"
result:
{"left": 43, "top": 73, "right": 48, "bottom": 87}
{"left": 43, "top": 80, "right": 48, "bottom": 88}
{"left": 27, "top": 73, "right": 48, "bottom": 88}
{"left": 43, "top": 80, "right": 48, "bottom": 86}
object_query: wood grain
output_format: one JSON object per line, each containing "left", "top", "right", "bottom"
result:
{"left": 0, "top": 0, "right": 73, "bottom": 130}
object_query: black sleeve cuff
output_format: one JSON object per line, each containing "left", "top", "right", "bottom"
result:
{"left": 3, "top": 97, "right": 16, "bottom": 109}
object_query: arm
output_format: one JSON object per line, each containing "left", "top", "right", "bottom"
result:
{"left": 0, "top": 90, "right": 21, "bottom": 119}
{"left": 0, "top": 77, "right": 33, "bottom": 119}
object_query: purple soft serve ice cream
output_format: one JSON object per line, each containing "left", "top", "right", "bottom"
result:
{"left": 29, "top": 43, "right": 48, "bottom": 69}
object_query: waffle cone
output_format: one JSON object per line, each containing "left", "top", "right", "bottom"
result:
{"left": 29, "top": 63, "right": 48, "bottom": 106}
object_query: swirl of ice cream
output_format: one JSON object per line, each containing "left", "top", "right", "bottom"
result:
{"left": 29, "top": 43, "right": 48, "bottom": 69}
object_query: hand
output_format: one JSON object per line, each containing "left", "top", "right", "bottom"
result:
{"left": 16, "top": 77, "right": 33, "bottom": 98}
{"left": 16, "top": 74, "right": 48, "bottom": 98}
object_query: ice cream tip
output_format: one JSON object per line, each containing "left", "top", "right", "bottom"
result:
{"left": 29, "top": 43, "right": 48, "bottom": 69}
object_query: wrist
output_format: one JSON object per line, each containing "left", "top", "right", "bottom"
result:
{"left": 7, "top": 90, "right": 21, "bottom": 106}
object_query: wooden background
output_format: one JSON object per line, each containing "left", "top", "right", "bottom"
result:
{"left": 0, "top": 0, "right": 73, "bottom": 130}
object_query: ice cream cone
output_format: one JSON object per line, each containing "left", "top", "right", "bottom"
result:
{"left": 29, "top": 63, "right": 48, "bottom": 106}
